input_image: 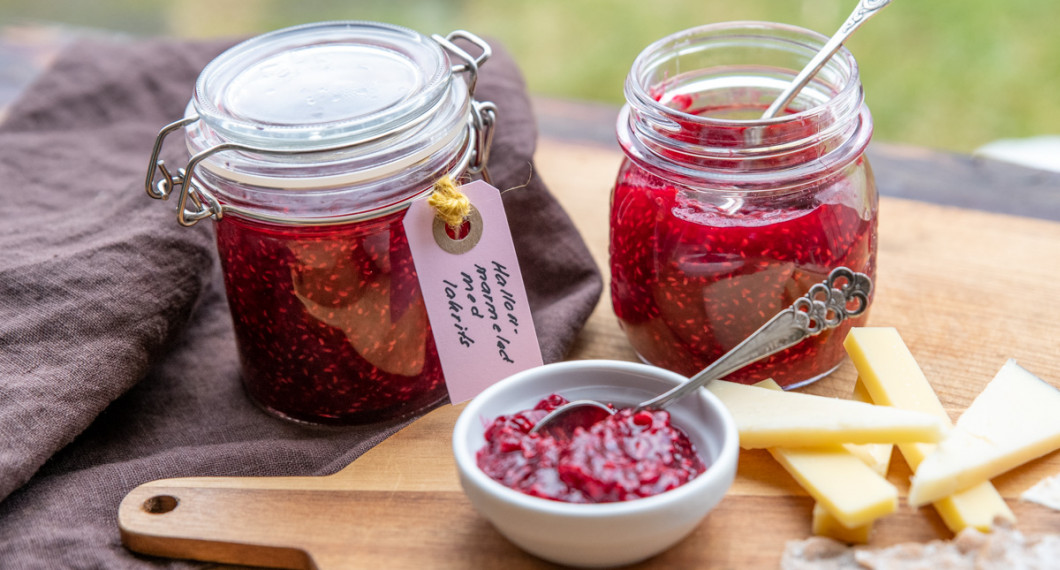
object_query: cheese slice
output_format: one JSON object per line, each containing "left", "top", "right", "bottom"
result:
{"left": 810, "top": 378, "right": 895, "bottom": 543}
{"left": 753, "top": 380, "right": 898, "bottom": 529}
{"left": 811, "top": 503, "right": 872, "bottom": 544}
{"left": 907, "top": 359, "right": 1060, "bottom": 507}
{"left": 772, "top": 444, "right": 898, "bottom": 528}
{"left": 845, "top": 327, "right": 1014, "bottom": 531}
{"left": 707, "top": 380, "right": 947, "bottom": 449}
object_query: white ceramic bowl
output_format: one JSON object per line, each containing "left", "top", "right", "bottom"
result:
{"left": 452, "top": 360, "right": 739, "bottom": 568}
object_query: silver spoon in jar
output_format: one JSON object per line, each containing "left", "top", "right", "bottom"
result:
{"left": 530, "top": 267, "right": 872, "bottom": 439}
{"left": 761, "top": 0, "right": 893, "bottom": 119}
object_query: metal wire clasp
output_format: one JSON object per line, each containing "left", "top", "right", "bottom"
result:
{"left": 143, "top": 114, "right": 219, "bottom": 227}
{"left": 433, "top": 30, "right": 497, "bottom": 180}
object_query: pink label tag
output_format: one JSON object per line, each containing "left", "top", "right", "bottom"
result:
{"left": 404, "top": 180, "right": 543, "bottom": 403}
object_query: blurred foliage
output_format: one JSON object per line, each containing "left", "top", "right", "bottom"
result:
{"left": 2, "top": 0, "right": 1059, "bottom": 152}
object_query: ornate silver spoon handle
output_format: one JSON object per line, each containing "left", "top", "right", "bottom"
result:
{"left": 636, "top": 267, "right": 872, "bottom": 411}
{"left": 761, "top": 0, "right": 893, "bottom": 119}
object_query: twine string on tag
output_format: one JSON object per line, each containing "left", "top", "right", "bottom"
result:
{"left": 428, "top": 176, "right": 471, "bottom": 230}
{"left": 427, "top": 176, "right": 484, "bottom": 254}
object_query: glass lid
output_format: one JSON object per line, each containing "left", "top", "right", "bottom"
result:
{"left": 192, "top": 21, "right": 452, "bottom": 149}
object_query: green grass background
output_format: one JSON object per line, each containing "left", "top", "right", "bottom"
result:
{"left": 3, "top": 0, "right": 1059, "bottom": 153}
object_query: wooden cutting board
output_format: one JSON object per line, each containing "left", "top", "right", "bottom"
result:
{"left": 117, "top": 392, "right": 1060, "bottom": 569}
{"left": 119, "top": 140, "right": 1060, "bottom": 568}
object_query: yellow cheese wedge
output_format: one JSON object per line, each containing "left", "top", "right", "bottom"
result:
{"left": 810, "top": 378, "right": 894, "bottom": 543}
{"left": 707, "top": 380, "right": 947, "bottom": 449}
{"left": 753, "top": 380, "right": 898, "bottom": 529}
{"left": 845, "top": 327, "right": 1015, "bottom": 530}
{"left": 907, "top": 359, "right": 1060, "bottom": 507}
{"left": 771, "top": 444, "right": 898, "bottom": 528}
{"left": 812, "top": 503, "right": 872, "bottom": 544}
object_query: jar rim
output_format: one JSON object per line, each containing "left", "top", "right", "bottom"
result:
{"left": 626, "top": 21, "right": 861, "bottom": 128}
{"left": 618, "top": 20, "right": 873, "bottom": 190}
{"left": 192, "top": 21, "right": 452, "bottom": 150}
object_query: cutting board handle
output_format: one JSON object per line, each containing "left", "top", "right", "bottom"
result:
{"left": 119, "top": 477, "right": 332, "bottom": 569}
{"left": 118, "top": 404, "right": 467, "bottom": 569}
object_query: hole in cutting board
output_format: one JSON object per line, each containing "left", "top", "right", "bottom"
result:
{"left": 142, "top": 495, "right": 179, "bottom": 514}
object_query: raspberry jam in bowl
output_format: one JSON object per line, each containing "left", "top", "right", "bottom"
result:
{"left": 477, "top": 394, "right": 707, "bottom": 504}
{"left": 612, "top": 22, "right": 878, "bottom": 388}
{"left": 452, "top": 360, "right": 739, "bottom": 567}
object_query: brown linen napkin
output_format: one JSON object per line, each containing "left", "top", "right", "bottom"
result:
{"left": 0, "top": 35, "right": 601, "bottom": 567}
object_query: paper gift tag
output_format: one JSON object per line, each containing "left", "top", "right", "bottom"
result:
{"left": 404, "top": 180, "right": 543, "bottom": 403}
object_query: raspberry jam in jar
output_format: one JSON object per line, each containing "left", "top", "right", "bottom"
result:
{"left": 476, "top": 395, "right": 707, "bottom": 503}
{"left": 612, "top": 22, "right": 877, "bottom": 388}
{"left": 145, "top": 23, "right": 496, "bottom": 424}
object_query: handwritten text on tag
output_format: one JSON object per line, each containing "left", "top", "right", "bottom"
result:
{"left": 403, "top": 180, "right": 543, "bottom": 403}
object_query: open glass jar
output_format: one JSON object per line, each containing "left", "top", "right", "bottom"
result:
{"left": 145, "top": 22, "right": 496, "bottom": 424}
{"left": 612, "top": 22, "right": 877, "bottom": 388}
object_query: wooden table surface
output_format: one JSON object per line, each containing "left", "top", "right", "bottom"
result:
{"left": 8, "top": 26, "right": 1060, "bottom": 569}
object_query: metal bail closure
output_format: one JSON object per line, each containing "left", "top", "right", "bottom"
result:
{"left": 470, "top": 100, "right": 498, "bottom": 181}
{"left": 432, "top": 30, "right": 491, "bottom": 97}
{"left": 434, "top": 30, "right": 498, "bottom": 182}
{"left": 144, "top": 115, "right": 219, "bottom": 227}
